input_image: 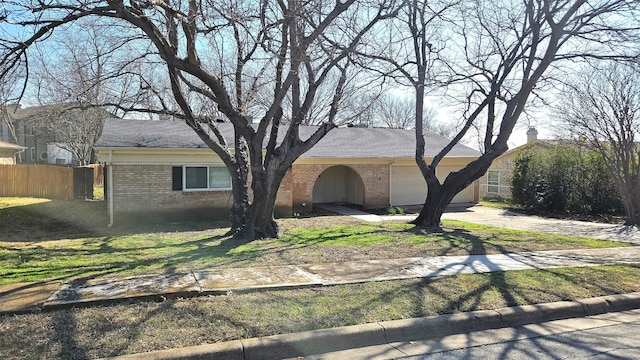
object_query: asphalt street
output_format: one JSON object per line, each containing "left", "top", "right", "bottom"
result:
{"left": 389, "top": 310, "right": 640, "bottom": 360}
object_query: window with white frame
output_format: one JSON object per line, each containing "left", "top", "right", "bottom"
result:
{"left": 487, "top": 171, "right": 499, "bottom": 193}
{"left": 182, "top": 166, "right": 231, "bottom": 191}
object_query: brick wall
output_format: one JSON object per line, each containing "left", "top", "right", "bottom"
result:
{"left": 479, "top": 155, "right": 514, "bottom": 199}
{"left": 275, "top": 169, "right": 293, "bottom": 217}
{"left": 112, "top": 165, "right": 234, "bottom": 221}
{"left": 111, "top": 164, "right": 293, "bottom": 221}
{"left": 292, "top": 163, "right": 390, "bottom": 211}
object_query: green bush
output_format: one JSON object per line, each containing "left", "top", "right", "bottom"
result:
{"left": 511, "top": 144, "right": 623, "bottom": 215}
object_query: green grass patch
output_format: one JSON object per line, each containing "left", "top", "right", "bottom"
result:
{"left": 1, "top": 219, "right": 630, "bottom": 284}
{"left": 479, "top": 198, "right": 513, "bottom": 209}
{"left": 93, "top": 186, "right": 104, "bottom": 200}
{"left": 0, "top": 196, "right": 632, "bottom": 284}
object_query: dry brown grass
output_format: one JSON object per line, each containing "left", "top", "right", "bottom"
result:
{"left": 1, "top": 265, "right": 639, "bottom": 360}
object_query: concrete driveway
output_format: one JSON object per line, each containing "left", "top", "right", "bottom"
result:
{"left": 318, "top": 204, "right": 640, "bottom": 245}
{"left": 441, "top": 206, "right": 640, "bottom": 245}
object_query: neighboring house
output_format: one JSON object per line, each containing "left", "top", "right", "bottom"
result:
{"left": 1, "top": 103, "right": 111, "bottom": 165}
{"left": 47, "top": 143, "right": 75, "bottom": 165}
{"left": 479, "top": 127, "right": 555, "bottom": 199}
{"left": 1, "top": 104, "right": 57, "bottom": 164}
{"left": 0, "top": 140, "right": 25, "bottom": 164}
{"left": 95, "top": 118, "right": 481, "bottom": 224}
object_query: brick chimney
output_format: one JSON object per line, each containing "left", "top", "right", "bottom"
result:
{"left": 526, "top": 127, "right": 538, "bottom": 143}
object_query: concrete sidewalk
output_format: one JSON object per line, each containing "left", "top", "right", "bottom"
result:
{"left": 2, "top": 246, "right": 640, "bottom": 314}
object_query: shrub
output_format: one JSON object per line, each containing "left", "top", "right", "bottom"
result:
{"left": 511, "top": 143, "right": 623, "bottom": 215}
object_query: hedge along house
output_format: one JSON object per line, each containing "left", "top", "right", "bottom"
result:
{"left": 95, "top": 118, "right": 481, "bottom": 225}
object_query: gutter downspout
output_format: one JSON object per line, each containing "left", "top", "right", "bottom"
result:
{"left": 389, "top": 158, "right": 397, "bottom": 206}
{"left": 108, "top": 149, "right": 114, "bottom": 227}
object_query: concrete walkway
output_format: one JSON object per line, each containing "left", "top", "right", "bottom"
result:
{"left": 2, "top": 247, "right": 640, "bottom": 314}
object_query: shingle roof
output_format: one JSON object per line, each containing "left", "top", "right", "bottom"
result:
{"left": 95, "top": 118, "right": 480, "bottom": 158}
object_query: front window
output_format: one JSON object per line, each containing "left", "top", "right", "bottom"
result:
{"left": 184, "top": 166, "right": 231, "bottom": 190}
{"left": 487, "top": 171, "right": 499, "bottom": 193}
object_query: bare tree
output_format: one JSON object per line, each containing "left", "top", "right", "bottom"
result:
{"left": 282, "top": 69, "right": 383, "bottom": 126}
{"left": 0, "top": 71, "right": 22, "bottom": 156}
{"left": 28, "top": 24, "right": 126, "bottom": 165}
{"left": 35, "top": 106, "right": 107, "bottom": 165}
{"left": 1, "top": 0, "right": 400, "bottom": 239}
{"left": 374, "top": 95, "right": 416, "bottom": 129}
{"left": 371, "top": 94, "right": 451, "bottom": 135}
{"left": 363, "top": 0, "right": 640, "bottom": 227}
{"left": 558, "top": 63, "right": 640, "bottom": 225}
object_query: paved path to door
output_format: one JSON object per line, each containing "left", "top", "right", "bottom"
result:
{"left": 317, "top": 204, "right": 640, "bottom": 245}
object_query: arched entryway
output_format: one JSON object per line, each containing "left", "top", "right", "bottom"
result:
{"left": 312, "top": 165, "right": 364, "bottom": 206}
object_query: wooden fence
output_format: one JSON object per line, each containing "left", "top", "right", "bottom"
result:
{"left": 0, "top": 164, "right": 74, "bottom": 199}
{"left": 90, "top": 164, "right": 104, "bottom": 187}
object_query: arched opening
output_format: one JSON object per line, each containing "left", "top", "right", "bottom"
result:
{"left": 312, "top": 165, "right": 364, "bottom": 206}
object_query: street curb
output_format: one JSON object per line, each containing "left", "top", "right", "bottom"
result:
{"left": 102, "top": 292, "right": 640, "bottom": 360}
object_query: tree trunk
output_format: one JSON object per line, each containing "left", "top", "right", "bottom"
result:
{"left": 247, "top": 187, "right": 282, "bottom": 239}
{"left": 620, "top": 180, "right": 640, "bottom": 226}
{"left": 228, "top": 187, "right": 250, "bottom": 236}
{"left": 226, "top": 173, "right": 251, "bottom": 236}
{"left": 233, "top": 160, "right": 288, "bottom": 240}
{"left": 411, "top": 177, "right": 457, "bottom": 228}
{"left": 412, "top": 194, "right": 455, "bottom": 228}
{"left": 412, "top": 149, "right": 500, "bottom": 228}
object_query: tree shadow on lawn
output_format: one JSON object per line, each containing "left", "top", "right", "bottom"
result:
{"left": 46, "top": 273, "right": 220, "bottom": 360}
{"left": 402, "top": 235, "right": 523, "bottom": 317}
{"left": 6, "top": 232, "right": 640, "bottom": 359}
{"left": 403, "top": 225, "right": 513, "bottom": 256}
{"left": 46, "top": 265, "right": 633, "bottom": 359}
{"left": 1, "top": 227, "right": 327, "bottom": 291}
{"left": 0, "top": 199, "right": 231, "bottom": 242}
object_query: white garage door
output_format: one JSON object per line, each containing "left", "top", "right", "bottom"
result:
{"left": 390, "top": 165, "right": 474, "bottom": 206}
{"left": 390, "top": 166, "right": 427, "bottom": 206}
{"left": 437, "top": 166, "right": 475, "bottom": 204}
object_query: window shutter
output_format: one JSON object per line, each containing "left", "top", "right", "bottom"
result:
{"left": 172, "top": 166, "right": 183, "bottom": 190}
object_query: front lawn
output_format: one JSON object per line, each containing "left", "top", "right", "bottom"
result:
{"left": 1, "top": 264, "right": 639, "bottom": 360}
{"left": 1, "top": 197, "right": 639, "bottom": 359}
{"left": 0, "top": 197, "right": 632, "bottom": 284}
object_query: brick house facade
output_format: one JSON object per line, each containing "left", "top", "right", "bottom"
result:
{"left": 478, "top": 127, "right": 555, "bottom": 200}
{"left": 96, "top": 119, "right": 481, "bottom": 224}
